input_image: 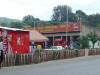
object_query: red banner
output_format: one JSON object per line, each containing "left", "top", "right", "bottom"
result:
{"left": 25, "top": 23, "right": 81, "bottom": 33}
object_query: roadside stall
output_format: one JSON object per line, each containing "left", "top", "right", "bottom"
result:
{"left": 30, "top": 30, "right": 49, "bottom": 49}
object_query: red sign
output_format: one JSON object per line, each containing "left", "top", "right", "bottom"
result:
{"left": 54, "top": 38, "right": 62, "bottom": 41}
{"left": 25, "top": 23, "right": 81, "bottom": 33}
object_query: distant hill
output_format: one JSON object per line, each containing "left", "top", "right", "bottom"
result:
{"left": 0, "top": 17, "right": 20, "bottom": 25}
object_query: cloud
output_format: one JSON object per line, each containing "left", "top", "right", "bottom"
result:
{"left": 73, "top": 0, "right": 96, "bottom": 6}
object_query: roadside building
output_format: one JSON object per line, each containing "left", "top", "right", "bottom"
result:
{"left": 25, "top": 23, "right": 81, "bottom": 48}
{"left": 0, "top": 27, "right": 30, "bottom": 54}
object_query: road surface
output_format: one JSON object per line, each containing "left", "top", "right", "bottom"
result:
{"left": 1, "top": 56, "right": 100, "bottom": 75}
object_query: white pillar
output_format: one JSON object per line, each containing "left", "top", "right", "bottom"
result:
{"left": 66, "top": 35, "right": 67, "bottom": 45}
{"left": 61, "top": 36, "right": 62, "bottom": 39}
{"left": 70, "top": 36, "right": 73, "bottom": 49}
{"left": 45, "top": 41, "right": 47, "bottom": 48}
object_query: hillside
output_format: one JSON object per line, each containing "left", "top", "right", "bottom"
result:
{"left": 0, "top": 17, "right": 20, "bottom": 25}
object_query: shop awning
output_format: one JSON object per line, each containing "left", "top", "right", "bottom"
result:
{"left": 30, "top": 30, "right": 49, "bottom": 42}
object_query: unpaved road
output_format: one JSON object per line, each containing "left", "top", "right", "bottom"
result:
{"left": 1, "top": 56, "right": 100, "bottom": 75}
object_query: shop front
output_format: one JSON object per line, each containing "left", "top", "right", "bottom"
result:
{"left": 25, "top": 23, "right": 81, "bottom": 49}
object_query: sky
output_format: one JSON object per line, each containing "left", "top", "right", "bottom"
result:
{"left": 0, "top": 0, "right": 100, "bottom": 21}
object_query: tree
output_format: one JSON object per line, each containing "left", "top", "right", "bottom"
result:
{"left": 77, "top": 36, "right": 89, "bottom": 49}
{"left": 49, "top": 21, "right": 63, "bottom": 25}
{"left": 22, "top": 15, "right": 40, "bottom": 27}
{"left": 87, "top": 32, "right": 98, "bottom": 48}
{"left": 0, "top": 22, "right": 8, "bottom": 27}
{"left": 52, "top": 5, "right": 77, "bottom": 22}
{"left": 75, "top": 10, "right": 88, "bottom": 24}
{"left": 87, "top": 14, "right": 100, "bottom": 27}
{"left": 10, "top": 22, "right": 23, "bottom": 28}
{"left": 76, "top": 10, "right": 87, "bottom": 18}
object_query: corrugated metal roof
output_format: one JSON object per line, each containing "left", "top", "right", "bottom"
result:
{"left": 0, "top": 27, "right": 29, "bottom": 32}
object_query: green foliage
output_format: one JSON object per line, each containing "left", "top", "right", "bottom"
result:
{"left": 0, "top": 17, "right": 20, "bottom": 27}
{"left": 49, "top": 21, "right": 63, "bottom": 25}
{"left": 87, "top": 32, "right": 98, "bottom": 48}
{"left": 52, "top": 5, "right": 77, "bottom": 22}
{"left": 87, "top": 14, "right": 100, "bottom": 27}
{"left": 51, "top": 5, "right": 100, "bottom": 27}
{"left": 77, "top": 32, "right": 98, "bottom": 49}
{"left": 75, "top": 10, "right": 88, "bottom": 24}
{"left": 77, "top": 36, "right": 89, "bottom": 49}
{"left": 0, "top": 22, "right": 8, "bottom": 27}
{"left": 76, "top": 10, "right": 87, "bottom": 18}
{"left": 96, "top": 24, "right": 100, "bottom": 28}
{"left": 22, "top": 15, "right": 40, "bottom": 27}
{"left": 10, "top": 22, "right": 23, "bottom": 28}
{"left": 1, "top": 5, "right": 100, "bottom": 28}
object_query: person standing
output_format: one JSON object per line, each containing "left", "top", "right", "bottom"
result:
{"left": 0, "top": 39, "right": 4, "bottom": 68}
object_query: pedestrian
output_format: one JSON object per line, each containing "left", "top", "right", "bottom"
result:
{"left": 0, "top": 50, "right": 3, "bottom": 68}
{"left": 0, "top": 38, "right": 4, "bottom": 68}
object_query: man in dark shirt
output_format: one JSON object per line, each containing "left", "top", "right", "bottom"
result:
{"left": 0, "top": 38, "right": 4, "bottom": 68}
{"left": 0, "top": 50, "right": 3, "bottom": 68}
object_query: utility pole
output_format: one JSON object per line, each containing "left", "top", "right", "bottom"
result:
{"left": 34, "top": 21, "right": 35, "bottom": 30}
{"left": 76, "top": 14, "right": 82, "bottom": 37}
{"left": 33, "top": 21, "right": 40, "bottom": 30}
{"left": 66, "top": 5, "right": 68, "bottom": 46}
{"left": 79, "top": 16, "right": 82, "bottom": 37}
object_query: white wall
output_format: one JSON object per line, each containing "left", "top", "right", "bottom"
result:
{"left": 89, "top": 41, "right": 100, "bottom": 48}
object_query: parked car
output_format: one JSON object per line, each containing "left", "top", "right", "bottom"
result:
{"left": 44, "top": 46, "right": 65, "bottom": 50}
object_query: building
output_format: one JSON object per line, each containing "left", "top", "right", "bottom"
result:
{"left": 82, "top": 24, "right": 100, "bottom": 37}
{"left": 0, "top": 27, "right": 30, "bottom": 54}
{"left": 25, "top": 23, "right": 81, "bottom": 48}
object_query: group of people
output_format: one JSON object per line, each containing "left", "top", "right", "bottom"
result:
{"left": 30, "top": 42, "right": 39, "bottom": 53}
{"left": 30, "top": 42, "right": 43, "bottom": 53}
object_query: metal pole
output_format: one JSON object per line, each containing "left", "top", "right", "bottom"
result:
{"left": 80, "top": 17, "right": 82, "bottom": 37}
{"left": 66, "top": 5, "right": 68, "bottom": 46}
{"left": 53, "top": 35, "right": 54, "bottom": 46}
{"left": 34, "top": 21, "right": 35, "bottom": 30}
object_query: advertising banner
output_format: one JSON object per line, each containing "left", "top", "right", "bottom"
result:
{"left": 25, "top": 23, "right": 81, "bottom": 33}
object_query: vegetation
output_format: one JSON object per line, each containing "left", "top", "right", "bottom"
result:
{"left": 52, "top": 5, "right": 77, "bottom": 22}
{"left": 77, "top": 36, "right": 89, "bottom": 49}
{"left": 10, "top": 22, "right": 24, "bottom": 28}
{"left": 51, "top": 5, "right": 100, "bottom": 28}
{"left": 22, "top": 15, "right": 40, "bottom": 27}
{"left": 0, "top": 5, "right": 100, "bottom": 28}
{"left": 87, "top": 32, "right": 98, "bottom": 48}
{"left": 77, "top": 32, "right": 99, "bottom": 49}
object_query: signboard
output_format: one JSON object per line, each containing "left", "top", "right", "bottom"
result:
{"left": 25, "top": 23, "right": 81, "bottom": 33}
{"left": 0, "top": 29, "right": 8, "bottom": 53}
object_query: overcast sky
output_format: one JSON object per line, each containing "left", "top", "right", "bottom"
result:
{"left": 0, "top": 0, "right": 100, "bottom": 20}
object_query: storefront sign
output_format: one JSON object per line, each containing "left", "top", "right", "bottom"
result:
{"left": 25, "top": 23, "right": 81, "bottom": 33}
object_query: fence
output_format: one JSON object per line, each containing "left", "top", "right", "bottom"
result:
{"left": 1, "top": 49, "right": 100, "bottom": 67}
